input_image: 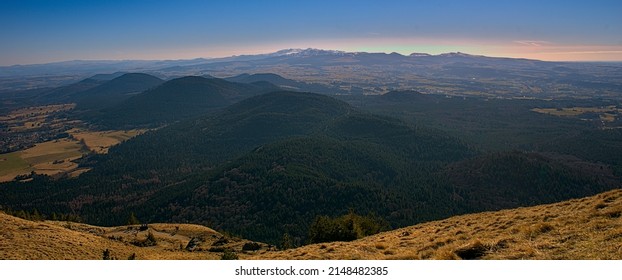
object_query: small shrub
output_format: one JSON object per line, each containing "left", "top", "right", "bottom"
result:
{"left": 146, "top": 231, "right": 157, "bottom": 244}
{"left": 212, "top": 237, "right": 229, "bottom": 246}
{"left": 208, "top": 247, "right": 225, "bottom": 252}
{"left": 434, "top": 248, "right": 459, "bottom": 260}
{"left": 132, "top": 231, "right": 158, "bottom": 247}
{"left": 221, "top": 249, "right": 238, "bottom": 260}
{"left": 454, "top": 241, "right": 488, "bottom": 260}
{"left": 242, "top": 242, "right": 262, "bottom": 251}
{"left": 522, "top": 222, "right": 554, "bottom": 239}
{"left": 186, "top": 237, "right": 201, "bottom": 251}
{"left": 102, "top": 249, "right": 112, "bottom": 260}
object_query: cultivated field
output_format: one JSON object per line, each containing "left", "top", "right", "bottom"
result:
{"left": 532, "top": 106, "right": 621, "bottom": 122}
{"left": 0, "top": 128, "right": 146, "bottom": 182}
{"left": 0, "top": 104, "right": 76, "bottom": 132}
{"left": 0, "top": 138, "right": 85, "bottom": 182}
{"left": 0, "top": 151, "right": 31, "bottom": 182}
{"left": 68, "top": 129, "right": 146, "bottom": 154}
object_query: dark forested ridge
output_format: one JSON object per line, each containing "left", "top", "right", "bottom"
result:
{"left": 224, "top": 73, "right": 343, "bottom": 94}
{"left": 86, "top": 76, "right": 281, "bottom": 128}
{"left": 445, "top": 151, "right": 620, "bottom": 211}
{"left": 73, "top": 73, "right": 164, "bottom": 110}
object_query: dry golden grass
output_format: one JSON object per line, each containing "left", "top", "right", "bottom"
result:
{"left": 69, "top": 129, "right": 146, "bottom": 154}
{"left": 2, "top": 189, "right": 621, "bottom": 260}
{"left": 0, "top": 214, "right": 271, "bottom": 260}
{"left": 67, "top": 168, "right": 91, "bottom": 178}
{"left": 251, "top": 189, "right": 622, "bottom": 260}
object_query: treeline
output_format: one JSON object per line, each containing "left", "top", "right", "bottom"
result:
{"left": 308, "top": 211, "right": 390, "bottom": 244}
{"left": 1, "top": 207, "right": 82, "bottom": 222}
{"left": 445, "top": 151, "right": 620, "bottom": 211}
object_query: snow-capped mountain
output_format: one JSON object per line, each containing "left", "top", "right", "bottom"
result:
{"left": 271, "top": 48, "right": 347, "bottom": 57}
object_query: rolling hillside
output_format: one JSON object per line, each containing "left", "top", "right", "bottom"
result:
{"left": 2, "top": 189, "right": 620, "bottom": 260}
{"left": 0, "top": 211, "right": 268, "bottom": 260}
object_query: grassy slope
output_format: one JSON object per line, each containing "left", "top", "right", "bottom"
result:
{"left": 1, "top": 189, "right": 620, "bottom": 260}
{"left": 0, "top": 214, "right": 268, "bottom": 260}
{"left": 255, "top": 189, "right": 622, "bottom": 260}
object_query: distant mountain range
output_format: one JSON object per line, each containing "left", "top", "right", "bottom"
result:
{"left": 3, "top": 48, "right": 621, "bottom": 99}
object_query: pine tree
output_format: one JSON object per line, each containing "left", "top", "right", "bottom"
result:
{"left": 127, "top": 212, "right": 140, "bottom": 225}
{"left": 280, "top": 233, "right": 294, "bottom": 250}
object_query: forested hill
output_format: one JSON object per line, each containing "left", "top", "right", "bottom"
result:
{"left": 74, "top": 73, "right": 164, "bottom": 110}
{"left": 224, "top": 73, "right": 342, "bottom": 94}
{"left": 86, "top": 76, "right": 281, "bottom": 128}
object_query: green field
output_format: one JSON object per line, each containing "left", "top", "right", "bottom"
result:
{"left": 0, "top": 152, "right": 32, "bottom": 178}
{"left": 0, "top": 139, "right": 86, "bottom": 182}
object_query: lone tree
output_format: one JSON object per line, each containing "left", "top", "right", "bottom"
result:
{"left": 280, "top": 233, "right": 294, "bottom": 250}
{"left": 127, "top": 212, "right": 140, "bottom": 225}
{"left": 221, "top": 249, "right": 238, "bottom": 260}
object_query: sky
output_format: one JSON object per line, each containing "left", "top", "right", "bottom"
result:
{"left": 1, "top": 0, "right": 621, "bottom": 65}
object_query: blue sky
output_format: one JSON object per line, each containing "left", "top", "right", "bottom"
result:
{"left": 1, "top": 0, "right": 621, "bottom": 65}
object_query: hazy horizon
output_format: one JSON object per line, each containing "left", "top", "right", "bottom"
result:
{"left": 4, "top": 47, "right": 622, "bottom": 68}
{"left": 1, "top": 0, "right": 621, "bottom": 65}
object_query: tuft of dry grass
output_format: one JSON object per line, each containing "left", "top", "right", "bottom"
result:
{"left": 521, "top": 222, "right": 555, "bottom": 240}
